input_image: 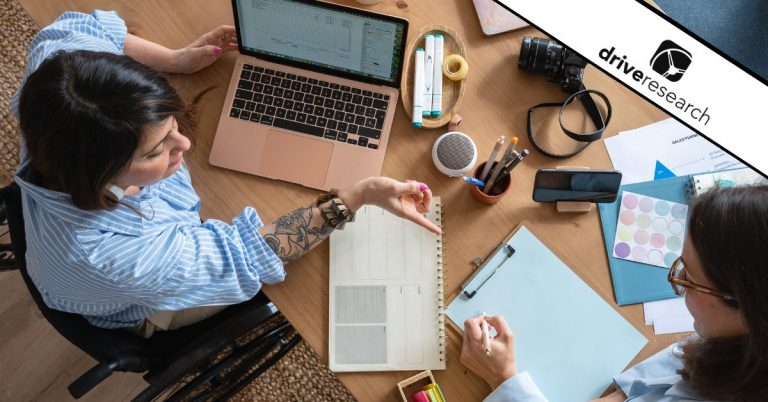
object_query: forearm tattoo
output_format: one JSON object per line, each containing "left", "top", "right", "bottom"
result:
{"left": 263, "top": 206, "right": 333, "bottom": 262}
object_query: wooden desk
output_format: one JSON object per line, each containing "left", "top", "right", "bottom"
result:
{"left": 19, "top": 0, "right": 686, "bottom": 400}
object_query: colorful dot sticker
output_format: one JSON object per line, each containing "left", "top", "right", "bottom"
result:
{"left": 668, "top": 220, "right": 684, "bottom": 236}
{"left": 654, "top": 201, "right": 670, "bottom": 216}
{"left": 652, "top": 217, "right": 668, "bottom": 232}
{"left": 636, "top": 214, "right": 651, "bottom": 229}
{"left": 664, "top": 252, "right": 679, "bottom": 267}
{"left": 612, "top": 191, "right": 689, "bottom": 269}
{"left": 617, "top": 226, "right": 633, "bottom": 241}
{"left": 666, "top": 236, "right": 682, "bottom": 251}
{"left": 639, "top": 197, "right": 654, "bottom": 213}
{"left": 615, "top": 242, "right": 631, "bottom": 258}
{"left": 620, "top": 210, "right": 636, "bottom": 225}
{"left": 633, "top": 229, "right": 649, "bottom": 245}
{"left": 622, "top": 193, "right": 638, "bottom": 209}
{"left": 632, "top": 245, "right": 647, "bottom": 261}
{"left": 647, "top": 249, "right": 664, "bottom": 265}
{"left": 671, "top": 204, "right": 687, "bottom": 219}
{"left": 650, "top": 232, "right": 666, "bottom": 248}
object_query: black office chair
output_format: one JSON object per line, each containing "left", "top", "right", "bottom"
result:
{"left": 0, "top": 183, "right": 300, "bottom": 401}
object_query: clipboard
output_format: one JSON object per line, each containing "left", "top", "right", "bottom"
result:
{"left": 445, "top": 222, "right": 647, "bottom": 402}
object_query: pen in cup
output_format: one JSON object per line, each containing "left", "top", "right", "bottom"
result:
{"left": 504, "top": 148, "right": 529, "bottom": 175}
{"left": 479, "top": 136, "right": 505, "bottom": 182}
{"left": 501, "top": 136, "right": 519, "bottom": 166}
{"left": 484, "top": 136, "right": 519, "bottom": 193}
{"left": 481, "top": 316, "right": 492, "bottom": 357}
{"left": 489, "top": 149, "right": 530, "bottom": 195}
{"left": 463, "top": 176, "right": 486, "bottom": 187}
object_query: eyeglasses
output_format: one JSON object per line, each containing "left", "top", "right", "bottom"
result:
{"left": 667, "top": 257, "right": 736, "bottom": 301}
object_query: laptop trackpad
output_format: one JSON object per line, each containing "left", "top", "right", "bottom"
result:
{"left": 258, "top": 130, "right": 332, "bottom": 188}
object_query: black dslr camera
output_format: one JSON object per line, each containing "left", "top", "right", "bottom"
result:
{"left": 518, "top": 37, "right": 587, "bottom": 94}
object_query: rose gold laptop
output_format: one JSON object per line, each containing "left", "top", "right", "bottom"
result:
{"left": 210, "top": 0, "right": 409, "bottom": 190}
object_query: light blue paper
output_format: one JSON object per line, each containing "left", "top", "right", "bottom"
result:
{"left": 446, "top": 226, "right": 647, "bottom": 402}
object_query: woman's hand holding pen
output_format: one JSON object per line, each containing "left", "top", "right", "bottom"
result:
{"left": 461, "top": 315, "right": 519, "bottom": 389}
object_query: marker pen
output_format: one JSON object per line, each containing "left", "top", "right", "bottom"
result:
{"left": 412, "top": 48, "right": 424, "bottom": 128}
{"left": 411, "top": 48, "right": 424, "bottom": 128}
{"left": 432, "top": 35, "right": 444, "bottom": 117}
{"left": 423, "top": 35, "right": 434, "bottom": 117}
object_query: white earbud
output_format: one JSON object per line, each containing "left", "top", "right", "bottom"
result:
{"left": 107, "top": 185, "right": 125, "bottom": 201}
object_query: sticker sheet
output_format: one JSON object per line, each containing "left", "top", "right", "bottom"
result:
{"left": 612, "top": 191, "right": 688, "bottom": 268}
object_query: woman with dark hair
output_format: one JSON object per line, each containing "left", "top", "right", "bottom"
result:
{"left": 14, "top": 11, "right": 440, "bottom": 337}
{"left": 460, "top": 185, "right": 768, "bottom": 401}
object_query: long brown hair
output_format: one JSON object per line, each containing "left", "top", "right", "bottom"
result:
{"left": 18, "top": 50, "right": 195, "bottom": 210}
{"left": 680, "top": 184, "right": 768, "bottom": 401}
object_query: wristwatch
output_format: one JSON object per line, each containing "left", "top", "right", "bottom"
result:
{"left": 316, "top": 189, "right": 355, "bottom": 230}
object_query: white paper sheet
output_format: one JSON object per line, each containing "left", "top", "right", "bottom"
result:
{"left": 604, "top": 119, "right": 744, "bottom": 185}
{"left": 653, "top": 315, "right": 695, "bottom": 335}
{"left": 643, "top": 297, "right": 694, "bottom": 335}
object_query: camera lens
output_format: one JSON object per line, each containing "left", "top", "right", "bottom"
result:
{"left": 518, "top": 36, "right": 565, "bottom": 77}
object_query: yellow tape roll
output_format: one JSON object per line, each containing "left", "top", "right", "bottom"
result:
{"left": 443, "top": 54, "right": 468, "bottom": 81}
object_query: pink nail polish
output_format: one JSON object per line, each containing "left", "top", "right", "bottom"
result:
{"left": 419, "top": 183, "right": 429, "bottom": 192}
{"left": 213, "top": 46, "right": 222, "bottom": 56}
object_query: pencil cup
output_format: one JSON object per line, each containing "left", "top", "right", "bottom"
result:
{"left": 470, "top": 161, "right": 511, "bottom": 205}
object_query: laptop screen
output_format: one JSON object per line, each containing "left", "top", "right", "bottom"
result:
{"left": 233, "top": 0, "right": 408, "bottom": 87}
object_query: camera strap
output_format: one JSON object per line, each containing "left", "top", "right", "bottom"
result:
{"left": 527, "top": 88, "right": 612, "bottom": 158}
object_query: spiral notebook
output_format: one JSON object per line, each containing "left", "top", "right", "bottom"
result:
{"left": 328, "top": 198, "right": 445, "bottom": 372}
{"left": 691, "top": 167, "right": 766, "bottom": 196}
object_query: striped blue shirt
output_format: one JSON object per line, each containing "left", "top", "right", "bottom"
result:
{"left": 13, "top": 11, "right": 285, "bottom": 329}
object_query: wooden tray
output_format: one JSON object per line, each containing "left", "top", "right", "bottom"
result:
{"left": 401, "top": 24, "right": 468, "bottom": 129}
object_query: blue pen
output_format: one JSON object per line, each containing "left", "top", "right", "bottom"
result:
{"left": 463, "top": 176, "right": 486, "bottom": 187}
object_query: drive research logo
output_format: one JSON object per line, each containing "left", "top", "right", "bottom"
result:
{"left": 650, "top": 40, "right": 692, "bottom": 82}
{"left": 599, "top": 44, "right": 711, "bottom": 125}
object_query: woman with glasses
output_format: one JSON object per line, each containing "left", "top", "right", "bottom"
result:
{"left": 460, "top": 185, "right": 768, "bottom": 401}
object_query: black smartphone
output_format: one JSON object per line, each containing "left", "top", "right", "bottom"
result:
{"left": 532, "top": 169, "right": 622, "bottom": 203}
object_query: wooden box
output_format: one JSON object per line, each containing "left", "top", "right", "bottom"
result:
{"left": 396, "top": 370, "right": 445, "bottom": 402}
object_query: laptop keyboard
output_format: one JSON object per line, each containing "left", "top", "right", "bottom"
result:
{"left": 228, "top": 64, "right": 390, "bottom": 150}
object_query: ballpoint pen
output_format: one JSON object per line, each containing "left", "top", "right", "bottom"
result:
{"left": 484, "top": 136, "right": 519, "bottom": 193}
{"left": 504, "top": 148, "right": 529, "bottom": 176}
{"left": 500, "top": 136, "right": 519, "bottom": 166}
{"left": 481, "top": 317, "right": 492, "bottom": 357}
{"left": 482, "top": 151, "right": 516, "bottom": 194}
{"left": 489, "top": 149, "right": 529, "bottom": 195}
{"left": 479, "top": 136, "right": 505, "bottom": 182}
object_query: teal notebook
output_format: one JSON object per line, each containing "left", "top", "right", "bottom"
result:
{"left": 445, "top": 225, "right": 647, "bottom": 402}
{"left": 597, "top": 176, "right": 691, "bottom": 305}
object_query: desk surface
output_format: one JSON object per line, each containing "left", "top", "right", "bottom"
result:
{"left": 20, "top": 0, "right": 685, "bottom": 400}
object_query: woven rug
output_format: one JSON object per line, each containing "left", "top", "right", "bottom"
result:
{"left": 0, "top": 0, "right": 33, "bottom": 180}
{"left": 1, "top": 1, "right": 355, "bottom": 400}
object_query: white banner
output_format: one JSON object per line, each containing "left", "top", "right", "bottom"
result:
{"left": 496, "top": 0, "right": 767, "bottom": 176}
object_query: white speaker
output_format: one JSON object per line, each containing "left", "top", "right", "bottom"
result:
{"left": 432, "top": 131, "right": 477, "bottom": 177}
